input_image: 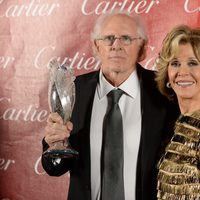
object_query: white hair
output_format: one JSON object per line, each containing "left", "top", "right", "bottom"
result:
{"left": 91, "top": 10, "right": 148, "bottom": 61}
{"left": 91, "top": 10, "right": 148, "bottom": 43}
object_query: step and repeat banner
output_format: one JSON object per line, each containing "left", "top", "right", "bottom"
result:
{"left": 0, "top": 0, "right": 199, "bottom": 200}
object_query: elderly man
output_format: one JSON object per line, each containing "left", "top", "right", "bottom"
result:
{"left": 42, "top": 11, "right": 178, "bottom": 200}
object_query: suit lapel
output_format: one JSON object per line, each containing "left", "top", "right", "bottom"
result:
{"left": 71, "top": 71, "right": 99, "bottom": 133}
{"left": 70, "top": 71, "right": 99, "bottom": 199}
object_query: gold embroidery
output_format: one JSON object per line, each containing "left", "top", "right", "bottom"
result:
{"left": 157, "top": 111, "right": 200, "bottom": 199}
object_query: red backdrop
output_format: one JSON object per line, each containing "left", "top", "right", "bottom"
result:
{"left": 0, "top": 0, "right": 199, "bottom": 200}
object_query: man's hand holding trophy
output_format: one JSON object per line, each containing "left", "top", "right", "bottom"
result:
{"left": 43, "top": 59, "right": 79, "bottom": 159}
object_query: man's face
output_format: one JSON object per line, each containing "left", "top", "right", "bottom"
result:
{"left": 94, "top": 14, "right": 143, "bottom": 80}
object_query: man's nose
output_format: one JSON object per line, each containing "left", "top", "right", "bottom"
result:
{"left": 111, "top": 38, "right": 123, "bottom": 51}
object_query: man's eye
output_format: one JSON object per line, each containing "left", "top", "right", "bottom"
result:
{"left": 121, "top": 35, "right": 131, "bottom": 41}
{"left": 104, "top": 35, "right": 114, "bottom": 41}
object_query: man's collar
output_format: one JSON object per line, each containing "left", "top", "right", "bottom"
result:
{"left": 97, "top": 69, "right": 140, "bottom": 100}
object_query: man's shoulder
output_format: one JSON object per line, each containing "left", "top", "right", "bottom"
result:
{"left": 75, "top": 70, "right": 99, "bottom": 82}
{"left": 137, "top": 65, "right": 157, "bottom": 90}
{"left": 137, "top": 64, "right": 155, "bottom": 79}
{"left": 137, "top": 65, "right": 170, "bottom": 103}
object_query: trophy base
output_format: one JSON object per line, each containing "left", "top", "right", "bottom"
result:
{"left": 43, "top": 148, "right": 79, "bottom": 159}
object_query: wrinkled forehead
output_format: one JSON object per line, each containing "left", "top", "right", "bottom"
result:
{"left": 100, "top": 14, "right": 138, "bottom": 36}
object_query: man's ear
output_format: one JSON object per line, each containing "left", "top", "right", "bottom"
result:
{"left": 137, "top": 44, "right": 147, "bottom": 62}
{"left": 93, "top": 39, "right": 99, "bottom": 52}
{"left": 92, "top": 40, "right": 100, "bottom": 59}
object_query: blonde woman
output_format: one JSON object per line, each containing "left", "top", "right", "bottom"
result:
{"left": 155, "top": 25, "right": 200, "bottom": 199}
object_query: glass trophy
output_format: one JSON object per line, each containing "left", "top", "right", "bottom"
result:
{"left": 43, "top": 59, "right": 79, "bottom": 158}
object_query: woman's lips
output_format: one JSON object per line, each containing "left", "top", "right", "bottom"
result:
{"left": 176, "top": 81, "right": 194, "bottom": 86}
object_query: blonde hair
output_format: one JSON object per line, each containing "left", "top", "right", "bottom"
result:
{"left": 155, "top": 25, "right": 200, "bottom": 101}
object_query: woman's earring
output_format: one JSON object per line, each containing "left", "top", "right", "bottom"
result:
{"left": 166, "top": 82, "right": 171, "bottom": 88}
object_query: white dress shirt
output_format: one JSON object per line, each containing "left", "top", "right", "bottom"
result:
{"left": 90, "top": 70, "right": 141, "bottom": 200}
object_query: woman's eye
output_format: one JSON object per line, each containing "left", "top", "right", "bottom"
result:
{"left": 188, "top": 61, "right": 199, "bottom": 66}
{"left": 170, "top": 61, "right": 179, "bottom": 67}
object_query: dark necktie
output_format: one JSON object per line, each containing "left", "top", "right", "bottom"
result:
{"left": 101, "top": 89, "right": 125, "bottom": 200}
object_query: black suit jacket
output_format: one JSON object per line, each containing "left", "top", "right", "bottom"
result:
{"left": 42, "top": 64, "right": 179, "bottom": 200}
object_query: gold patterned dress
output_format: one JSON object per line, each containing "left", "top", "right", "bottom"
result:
{"left": 157, "top": 111, "right": 200, "bottom": 200}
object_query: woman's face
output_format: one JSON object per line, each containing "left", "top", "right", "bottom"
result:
{"left": 168, "top": 43, "right": 200, "bottom": 101}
